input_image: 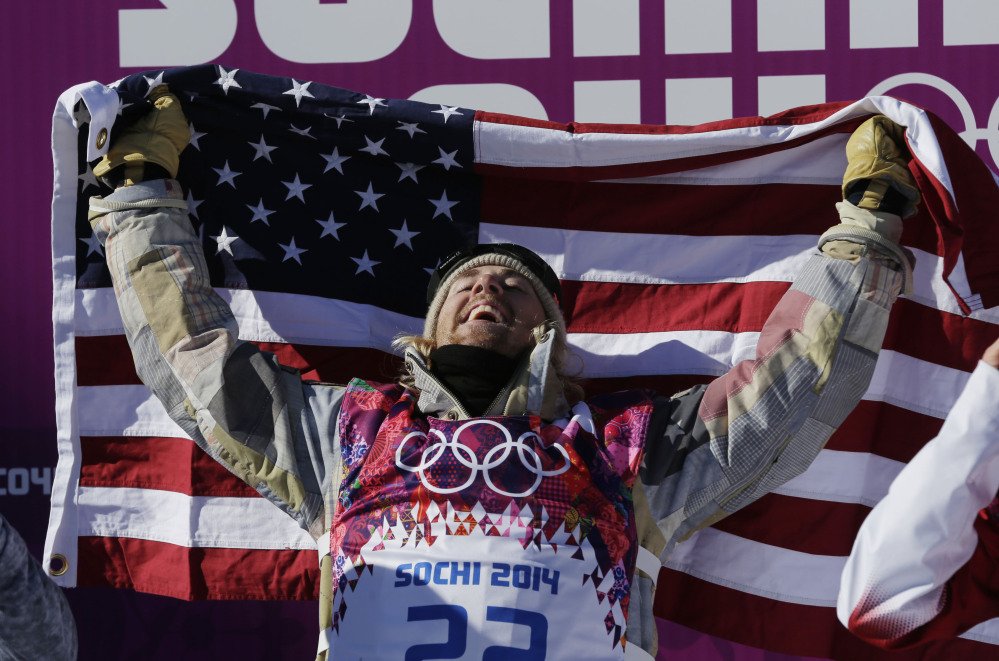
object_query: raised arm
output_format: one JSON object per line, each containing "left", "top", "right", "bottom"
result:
{"left": 88, "top": 87, "right": 339, "bottom": 539}
{"left": 837, "top": 336, "right": 999, "bottom": 648}
{"left": 640, "top": 116, "right": 918, "bottom": 557}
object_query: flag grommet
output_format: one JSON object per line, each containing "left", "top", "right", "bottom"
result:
{"left": 49, "top": 553, "right": 69, "bottom": 576}
{"left": 95, "top": 127, "right": 107, "bottom": 150}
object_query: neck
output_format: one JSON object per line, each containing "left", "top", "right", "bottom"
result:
{"left": 428, "top": 344, "right": 521, "bottom": 416}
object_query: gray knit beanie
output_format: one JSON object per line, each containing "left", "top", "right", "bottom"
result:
{"left": 423, "top": 245, "right": 565, "bottom": 344}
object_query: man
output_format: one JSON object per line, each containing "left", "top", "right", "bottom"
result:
{"left": 88, "top": 86, "right": 916, "bottom": 660}
{"left": 838, "top": 337, "right": 999, "bottom": 649}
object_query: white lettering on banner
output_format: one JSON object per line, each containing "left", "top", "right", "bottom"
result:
{"left": 572, "top": 0, "right": 640, "bottom": 57}
{"left": 664, "top": 0, "right": 732, "bottom": 54}
{"left": 850, "top": 0, "right": 919, "bottom": 49}
{"left": 943, "top": 0, "right": 999, "bottom": 46}
{"left": 119, "top": 0, "right": 237, "bottom": 67}
{"left": 395, "top": 420, "right": 571, "bottom": 497}
{"left": 254, "top": 0, "right": 412, "bottom": 64}
{"left": 0, "top": 467, "right": 52, "bottom": 497}
{"left": 574, "top": 80, "right": 641, "bottom": 123}
{"left": 432, "top": 0, "right": 550, "bottom": 59}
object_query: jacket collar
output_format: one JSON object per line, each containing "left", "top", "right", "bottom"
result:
{"left": 404, "top": 329, "right": 569, "bottom": 422}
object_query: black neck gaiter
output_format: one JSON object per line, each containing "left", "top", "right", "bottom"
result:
{"left": 429, "top": 344, "right": 521, "bottom": 416}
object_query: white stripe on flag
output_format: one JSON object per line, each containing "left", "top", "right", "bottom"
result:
{"left": 774, "top": 449, "right": 904, "bottom": 507}
{"left": 480, "top": 224, "right": 817, "bottom": 285}
{"left": 77, "top": 349, "right": 970, "bottom": 436}
{"left": 664, "top": 526, "right": 845, "bottom": 607}
{"left": 75, "top": 287, "right": 424, "bottom": 346}
{"left": 77, "top": 486, "right": 315, "bottom": 549}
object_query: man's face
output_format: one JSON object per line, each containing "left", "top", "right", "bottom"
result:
{"left": 434, "top": 265, "right": 547, "bottom": 358}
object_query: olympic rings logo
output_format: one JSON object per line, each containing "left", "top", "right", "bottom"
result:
{"left": 395, "top": 420, "right": 571, "bottom": 497}
{"left": 868, "top": 72, "right": 999, "bottom": 172}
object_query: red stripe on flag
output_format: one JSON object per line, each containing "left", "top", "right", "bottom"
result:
{"left": 711, "top": 493, "right": 873, "bottom": 557}
{"left": 565, "top": 280, "right": 788, "bottom": 334}
{"left": 711, "top": 493, "right": 871, "bottom": 557}
{"left": 80, "top": 436, "right": 255, "bottom": 497}
{"left": 655, "top": 569, "right": 995, "bottom": 660}
{"left": 77, "top": 536, "right": 318, "bottom": 601}
{"left": 481, "top": 178, "right": 840, "bottom": 236}
{"left": 76, "top": 334, "right": 400, "bottom": 388}
{"left": 76, "top": 334, "right": 140, "bottom": 386}
{"left": 828, "top": 401, "right": 943, "bottom": 463}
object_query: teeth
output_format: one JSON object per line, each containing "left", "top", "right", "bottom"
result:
{"left": 469, "top": 305, "right": 504, "bottom": 322}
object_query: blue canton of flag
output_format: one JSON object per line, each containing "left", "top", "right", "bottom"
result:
{"left": 76, "top": 64, "right": 480, "bottom": 318}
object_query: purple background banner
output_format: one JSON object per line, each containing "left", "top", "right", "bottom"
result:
{"left": 4, "top": 1, "right": 999, "bottom": 658}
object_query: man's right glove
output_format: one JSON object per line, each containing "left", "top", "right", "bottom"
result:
{"left": 93, "top": 85, "right": 190, "bottom": 188}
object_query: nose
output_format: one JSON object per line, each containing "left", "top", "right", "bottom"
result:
{"left": 471, "top": 273, "right": 502, "bottom": 296}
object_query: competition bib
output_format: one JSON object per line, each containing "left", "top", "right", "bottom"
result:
{"left": 330, "top": 380, "right": 652, "bottom": 660}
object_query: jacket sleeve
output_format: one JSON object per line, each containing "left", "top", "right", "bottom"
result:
{"left": 89, "top": 179, "right": 343, "bottom": 539}
{"left": 640, "top": 236, "right": 905, "bottom": 560}
{"left": 837, "top": 360, "right": 999, "bottom": 649}
{"left": 0, "top": 515, "right": 78, "bottom": 661}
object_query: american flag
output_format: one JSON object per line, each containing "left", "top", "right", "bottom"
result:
{"left": 47, "top": 64, "right": 999, "bottom": 659}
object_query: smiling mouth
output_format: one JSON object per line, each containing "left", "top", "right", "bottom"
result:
{"left": 464, "top": 303, "right": 508, "bottom": 324}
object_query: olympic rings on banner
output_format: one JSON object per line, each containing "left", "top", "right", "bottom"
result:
{"left": 395, "top": 420, "right": 571, "bottom": 497}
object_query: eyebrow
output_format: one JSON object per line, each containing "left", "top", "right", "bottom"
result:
{"left": 456, "top": 267, "right": 524, "bottom": 280}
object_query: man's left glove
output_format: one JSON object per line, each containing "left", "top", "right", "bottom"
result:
{"left": 819, "top": 115, "right": 919, "bottom": 296}
{"left": 94, "top": 85, "right": 190, "bottom": 187}
{"left": 842, "top": 115, "right": 920, "bottom": 219}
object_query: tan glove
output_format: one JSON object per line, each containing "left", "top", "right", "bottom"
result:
{"left": 94, "top": 85, "right": 190, "bottom": 187}
{"left": 842, "top": 115, "right": 921, "bottom": 219}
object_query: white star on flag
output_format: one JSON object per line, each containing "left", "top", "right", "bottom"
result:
{"left": 246, "top": 199, "right": 275, "bottom": 225}
{"left": 325, "top": 114, "right": 354, "bottom": 128}
{"left": 279, "top": 237, "right": 307, "bottom": 264}
{"left": 251, "top": 102, "right": 281, "bottom": 118}
{"left": 188, "top": 123, "right": 207, "bottom": 150}
{"left": 389, "top": 220, "right": 419, "bottom": 250}
{"left": 433, "top": 148, "right": 461, "bottom": 171}
{"left": 396, "top": 121, "right": 426, "bottom": 138}
{"left": 212, "top": 227, "right": 239, "bottom": 255}
{"left": 396, "top": 162, "right": 424, "bottom": 183}
{"left": 283, "top": 79, "right": 315, "bottom": 107}
{"left": 359, "top": 136, "right": 389, "bottom": 157}
{"left": 316, "top": 212, "right": 346, "bottom": 240}
{"left": 289, "top": 124, "right": 316, "bottom": 139}
{"left": 358, "top": 94, "right": 387, "bottom": 115}
{"left": 432, "top": 105, "right": 463, "bottom": 123}
{"left": 185, "top": 190, "right": 203, "bottom": 220}
{"left": 213, "top": 161, "right": 241, "bottom": 188}
{"left": 78, "top": 165, "right": 99, "bottom": 191}
{"left": 142, "top": 71, "right": 165, "bottom": 94}
{"left": 282, "top": 174, "right": 312, "bottom": 202}
{"left": 355, "top": 183, "right": 384, "bottom": 212}
{"left": 320, "top": 147, "right": 350, "bottom": 174}
{"left": 351, "top": 250, "right": 379, "bottom": 275}
{"left": 215, "top": 67, "right": 241, "bottom": 94}
{"left": 80, "top": 232, "right": 103, "bottom": 257}
{"left": 429, "top": 190, "right": 459, "bottom": 220}
{"left": 248, "top": 135, "right": 277, "bottom": 162}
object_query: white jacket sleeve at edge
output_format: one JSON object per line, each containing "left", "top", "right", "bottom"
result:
{"left": 837, "top": 360, "right": 999, "bottom": 642}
